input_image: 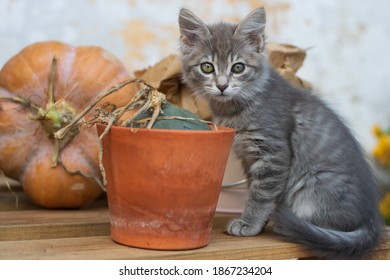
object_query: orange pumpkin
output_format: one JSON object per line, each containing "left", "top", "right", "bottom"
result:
{"left": 0, "top": 41, "right": 138, "bottom": 208}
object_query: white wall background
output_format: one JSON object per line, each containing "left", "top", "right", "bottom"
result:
{"left": 1, "top": 0, "right": 389, "bottom": 151}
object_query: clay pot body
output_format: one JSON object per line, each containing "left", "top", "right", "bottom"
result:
{"left": 96, "top": 124, "right": 234, "bottom": 250}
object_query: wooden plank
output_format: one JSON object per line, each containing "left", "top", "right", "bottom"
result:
{"left": 2, "top": 226, "right": 388, "bottom": 260}
{"left": 0, "top": 208, "right": 110, "bottom": 241}
{"left": 0, "top": 194, "right": 389, "bottom": 259}
{"left": 370, "top": 229, "right": 390, "bottom": 259}
{"left": 0, "top": 227, "right": 311, "bottom": 260}
{"left": 0, "top": 222, "right": 110, "bottom": 242}
{"left": 1, "top": 212, "right": 388, "bottom": 260}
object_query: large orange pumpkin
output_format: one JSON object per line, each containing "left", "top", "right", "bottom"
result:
{"left": 0, "top": 41, "right": 138, "bottom": 208}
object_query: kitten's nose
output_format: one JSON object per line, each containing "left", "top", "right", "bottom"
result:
{"left": 217, "top": 84, "right": 228, "bottom": 92}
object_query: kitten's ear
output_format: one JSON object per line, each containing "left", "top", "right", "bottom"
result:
{"left": 234, "top": 7, "right": 266, "bottom": 52}
{"left": 178, "top": 8, "right": 210, "bottom": 51}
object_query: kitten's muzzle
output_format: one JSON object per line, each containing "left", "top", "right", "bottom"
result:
{"left": 217, "top": 84, "right": 229, "bottom": 92}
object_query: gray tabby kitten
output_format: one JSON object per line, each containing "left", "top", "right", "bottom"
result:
{"left": 178, "top": 7, "right": 382, "bottom": 259}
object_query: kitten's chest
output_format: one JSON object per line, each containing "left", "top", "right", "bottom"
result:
{"left": 213, "top": 110, "right": 252, "bottom": 131}
{"left": 213, "top": 115, "right": 240, "bottom": 129}
{"left": 213, "top": 113, "right": 260, "bottom": 158}
{"left": 212, "top": 107, "right": 265, "bottom": 161}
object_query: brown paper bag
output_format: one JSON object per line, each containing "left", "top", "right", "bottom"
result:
{"left": 266, "top": 43, "right": 311, "bottom": 89}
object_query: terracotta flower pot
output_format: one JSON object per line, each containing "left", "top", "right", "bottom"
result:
{"left": 96, "top": 124, "right": 234, "bottom": 250}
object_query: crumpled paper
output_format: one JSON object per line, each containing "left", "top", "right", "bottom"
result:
{"left": 266, "top": 43, "right": 311, "bottom": 89}
{"left": 135, "top": 43, "right": 311, "bottom": 120}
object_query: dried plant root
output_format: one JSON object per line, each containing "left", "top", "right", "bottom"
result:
{"left": 0, "top": 170, "right": 19, "bottom": 208}
{"left": 54, "top": 78, "right": 215, "bottom": 189}
{"left": 58, "top": 160, "right": 106, "bottom": 192}
{"left": 54, "top": 79, "right": 168, "bottom": 189}
{"left": 131, "top": 116, "right": 218, "bottom": 130}
{"left": 97, "top": 118, "right": 116, "bottom": 188}
{"left": 55, "top": 78, "right": 157, "bottom": 140}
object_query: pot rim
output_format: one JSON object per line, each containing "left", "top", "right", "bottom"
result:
{"left": 95, "top": 123, "right": 235, "bottom": 135}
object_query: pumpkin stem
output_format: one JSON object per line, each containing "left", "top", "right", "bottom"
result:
{"left": 32, "top": 56, "right": 80, "bottom": 168}
{"left": 47, "top": 56, "right": 57, "bottom": 107}
{"left": 51, "top": 138, "right": 60, "bottom": 167}
{"left": 0, "top": 96, "right": 40, "bottom": 111}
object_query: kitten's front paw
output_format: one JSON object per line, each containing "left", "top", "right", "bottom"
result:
{"left": 227, "top": 218, "right": 262, "bottom": 236}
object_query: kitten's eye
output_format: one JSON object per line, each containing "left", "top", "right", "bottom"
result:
{"left": 200, "top": 63, "right": 214, "bottom": 74}
{"left": 231, "top": 63, "right": 245, "bottom": 74}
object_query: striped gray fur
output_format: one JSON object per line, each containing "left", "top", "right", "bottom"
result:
{"left": 178, "top": 7, "right": 383, "bottom": 259}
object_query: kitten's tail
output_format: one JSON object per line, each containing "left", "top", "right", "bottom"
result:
{"left": 273, "top": 207, "right": 382, "bottom": 259}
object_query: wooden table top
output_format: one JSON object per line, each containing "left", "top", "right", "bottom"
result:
{"left": 1, "top": 185, "right": 389, "bottom": 260}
